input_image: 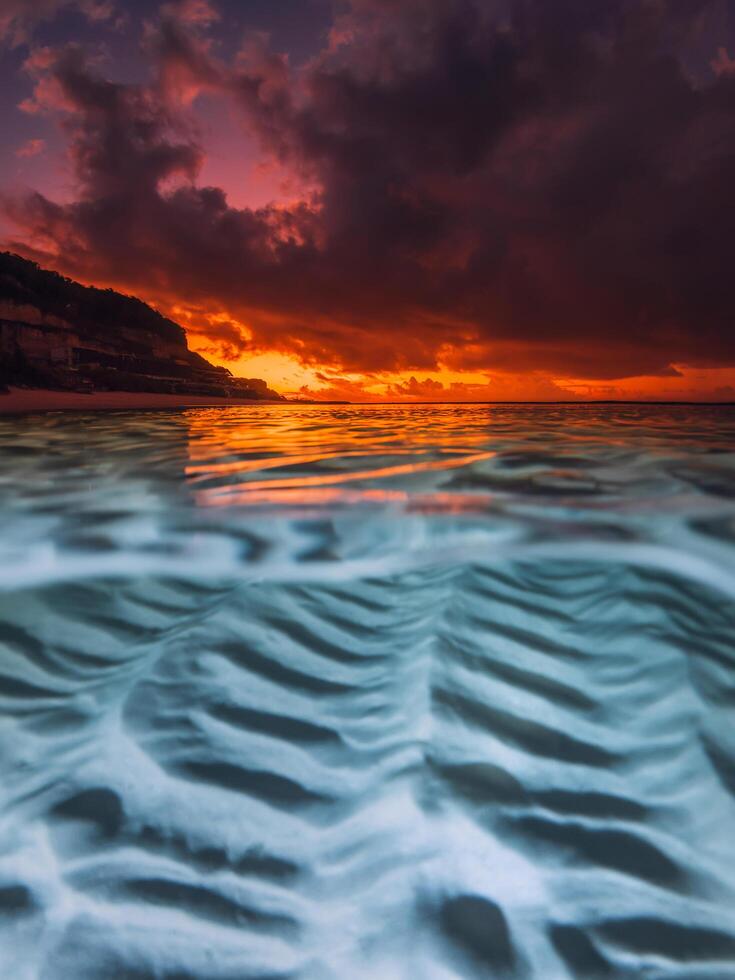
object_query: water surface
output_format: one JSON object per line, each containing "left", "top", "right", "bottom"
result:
{"left": 1, "top": 404, "right": 735, "bottom": 979}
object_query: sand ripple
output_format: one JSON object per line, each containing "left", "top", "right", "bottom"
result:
{"left": 1, "top": 405, "right": 735, "bottom": 978}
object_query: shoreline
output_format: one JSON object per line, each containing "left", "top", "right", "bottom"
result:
{"left": 0, "top": 388, "right": 296, "bottom": 414}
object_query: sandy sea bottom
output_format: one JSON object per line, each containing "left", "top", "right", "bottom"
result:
{"left": 1, "top": 404, "right": 735, "bottom": 979}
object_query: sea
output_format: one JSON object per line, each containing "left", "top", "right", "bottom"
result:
{"left": 1, "top": 403, "right": 735, "bottom": 979}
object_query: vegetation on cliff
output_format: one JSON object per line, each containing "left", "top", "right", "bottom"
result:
{"left": 0, "top": 253, "right": 283, "bottom": 400}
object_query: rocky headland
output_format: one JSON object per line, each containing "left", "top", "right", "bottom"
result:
{"left": 0, "top": 253, "right": 284, "bottom": 401}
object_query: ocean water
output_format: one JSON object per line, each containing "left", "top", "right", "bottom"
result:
{"left": 1, "top": 403, "right": 735, "bottom": 980}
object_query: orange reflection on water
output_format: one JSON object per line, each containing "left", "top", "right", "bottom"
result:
{"left": 186, "top": 449, "right": 379, "bottom": 482}
{"left": 194, "top": 451, "right": 495, "bottom": 504}
{"left": 181, "top": 402, "right": 735, "bottom": 510}
{"left": 185, "top": 405, "right": 494, "bottom": 460}
{"left": 194, "top": 486, "right": 494, "bottom": 512}
{"left": 183, "top": 405, "right": 499, "bottom": 508}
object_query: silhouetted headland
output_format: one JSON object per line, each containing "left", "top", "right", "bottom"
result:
{"left": 0, "top": 252, "right": 314, "bottom": 406}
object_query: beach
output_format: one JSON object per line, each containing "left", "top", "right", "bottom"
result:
{"left": 0, "top": 387, "right": 289, "bottom": 414}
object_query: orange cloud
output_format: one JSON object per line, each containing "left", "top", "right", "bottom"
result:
{"left": 4, "top": 0, "right": 735, "bottom": 402}
{"left": 15, "top": 138, "right": 46, "bottom": 158}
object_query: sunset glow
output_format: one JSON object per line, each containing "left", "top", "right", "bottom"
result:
{"left": 2, "top": 0, "right": 734, "bottom": 401}
{"left": 3, "top": 4, "right": 735, "bottom": 971}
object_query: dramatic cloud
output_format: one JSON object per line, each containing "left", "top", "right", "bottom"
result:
{"left": 3, "top": 0, "right": 735, "bottom": 386}
{"left": 0, "top": 0, "right": 114, "bottom": 47}
{"left": 15, "top": 138, "right": 46, "bottom": 158}
{"left": 383, "top": 375, "right": 568, "bottom": 401}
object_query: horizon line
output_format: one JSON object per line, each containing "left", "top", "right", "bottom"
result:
{"left": 304, "top": 399, "right": 735, "bottom": 406}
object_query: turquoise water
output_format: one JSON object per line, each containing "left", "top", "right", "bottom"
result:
{"left": 1, "top": 404, "right": 735, "bottom": 978}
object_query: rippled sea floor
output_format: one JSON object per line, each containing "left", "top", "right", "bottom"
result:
{"left": 2, "top": 404, "right": 735, "bottom": 979}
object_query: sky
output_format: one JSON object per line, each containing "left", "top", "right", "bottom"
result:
{"left": 1, "top": 0, "right": 735, "bottom": 401}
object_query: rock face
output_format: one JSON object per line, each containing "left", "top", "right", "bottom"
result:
{"left": 0, "top": 253, "right": 284, "bottom": 399}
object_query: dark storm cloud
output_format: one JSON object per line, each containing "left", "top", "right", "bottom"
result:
{"left": 4, "top": 0, "right": 735, "bottom": 378}
{"left": 0, "top": 1, "right": 115, "bottom": 46}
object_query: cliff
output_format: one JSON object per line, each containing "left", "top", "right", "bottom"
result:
{"left": 0, "top": 253, "right": 284, "bottom": 400}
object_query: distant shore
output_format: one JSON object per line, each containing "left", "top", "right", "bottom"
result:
{"left": 0, "top": 387, "right": 295, "bottom": 414}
